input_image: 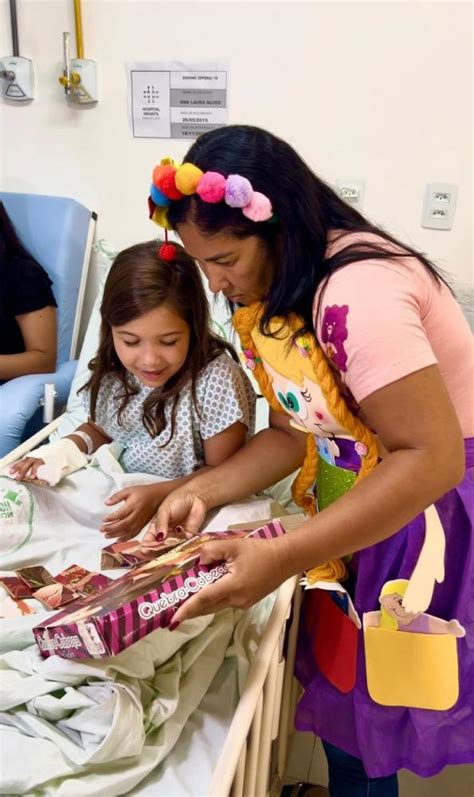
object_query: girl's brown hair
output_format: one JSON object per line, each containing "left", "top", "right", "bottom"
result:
{"left": 82, "top": 240, "right": 237, "bottom": 444}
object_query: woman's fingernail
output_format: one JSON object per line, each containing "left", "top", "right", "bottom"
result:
{"left": 155, "top": 532, "right": 164, "bottom": 540}
{"left": 169, "top": 620, "right": 181, "bottom": 631}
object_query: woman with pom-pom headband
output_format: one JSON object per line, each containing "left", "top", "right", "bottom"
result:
{"left": 145, "top": 125, "right": 474, "bottom": 791}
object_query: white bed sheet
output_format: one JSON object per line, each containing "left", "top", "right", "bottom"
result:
{"left": 0, "top": 445, "right": 277, "bottom": 796}
{"left": 134, "top": 656, "right": 238, "bottom": 796}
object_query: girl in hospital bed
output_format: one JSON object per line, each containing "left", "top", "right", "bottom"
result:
{"left": 10, "top": 240, "right": 255, "bottom": 540}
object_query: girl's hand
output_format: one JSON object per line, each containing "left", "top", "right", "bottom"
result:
{"left": 145, "top": 489, "right": 208, "bottom": 542}
{"left": 170, "top": 536, "right": 290, "bottom": 625}
{"left": 9, "top": 457, "right": 45, "bottom": 482}
{"left": 101, "top": 484, "right": 161, "bottom": 540}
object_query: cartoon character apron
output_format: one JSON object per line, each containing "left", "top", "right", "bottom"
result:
{"left": 233, "top": 304, "right": 472, "bottom": 776}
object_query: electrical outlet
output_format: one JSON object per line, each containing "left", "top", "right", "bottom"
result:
{"left": 422, "top": 183, "right": 458, "bottom": 230}
{"left": 335, "top": 178, "right": 365, "bottom": 211}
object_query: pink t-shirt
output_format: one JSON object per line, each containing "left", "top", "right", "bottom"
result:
{"left": 313, "top": 232, "right": 474, "bottom": 437}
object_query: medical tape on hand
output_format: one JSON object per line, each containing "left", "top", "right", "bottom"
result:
{"left": 32, "top": 438, "right": 88, "bottom": 486}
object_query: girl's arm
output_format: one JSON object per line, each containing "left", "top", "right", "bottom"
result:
{"left": 68, "top": 420, "right": 113, "bottom": 454}
{"left": 143, "top": 419, "right": 251, "bottom": 505}
{"left": 102, "top": 420, "right": 269, "bottom": 539}
{"left": 0, "top": 307, "right": 57, "bottom": 380}
{"left": 9, "top": 420, "right": 112, "bottom": 481}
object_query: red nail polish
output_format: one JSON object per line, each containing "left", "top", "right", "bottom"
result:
{"left": 169, "top": 620, "right": 181, "bottom": 631}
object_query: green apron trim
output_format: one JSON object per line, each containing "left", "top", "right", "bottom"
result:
{"left": 315, "top": 454, "right": 356, "bottom": 511}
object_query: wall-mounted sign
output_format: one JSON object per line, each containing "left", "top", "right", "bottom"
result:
{"left": 127, "top": 61, "right": 228, "bottom": 139}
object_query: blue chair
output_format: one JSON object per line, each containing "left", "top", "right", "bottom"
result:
{"left": 0, "top": 192, "right": 96, "bottom": 457}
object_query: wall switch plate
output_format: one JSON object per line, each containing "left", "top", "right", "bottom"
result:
{"left": 335, "top": 178, "right": 365, "bottom": 211}
{"left": 422, "top": 183, "right": 458, "bottom": 230}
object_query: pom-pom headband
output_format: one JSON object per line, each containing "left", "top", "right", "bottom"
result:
{"left": 148, "top": 157, "right": 274, "bottom": 231}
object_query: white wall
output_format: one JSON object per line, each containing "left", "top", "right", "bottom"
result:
{"left": 1, "top": 0, "right": 472, "bottom": 329}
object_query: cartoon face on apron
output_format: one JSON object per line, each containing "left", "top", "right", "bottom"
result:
{"left": 234, "top": 304, "right": 464, "bottom": 709}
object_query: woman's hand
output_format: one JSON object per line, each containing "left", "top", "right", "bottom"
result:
{"left": 101, "top": 484, "right": 163, "bottom": 540}
{"left": 9, "top": 456, "right": 45, "bottom": 481}
{"left": 144, "top": 489, "right": 209, "bottom": 542}
{"left": 171, "top": 536, "right": 290, "bottom": 625}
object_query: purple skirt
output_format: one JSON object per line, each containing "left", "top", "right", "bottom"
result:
{"left": 295, "top": 438, "right": 474, "bottom": 778}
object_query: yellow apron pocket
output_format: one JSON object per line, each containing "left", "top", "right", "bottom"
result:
{"left": 363, "top": 611, "right": 460, "bottom": 710}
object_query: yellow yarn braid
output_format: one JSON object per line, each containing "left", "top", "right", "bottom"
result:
{"left": 233, "top": 303, "right": 379, "bottom": 584}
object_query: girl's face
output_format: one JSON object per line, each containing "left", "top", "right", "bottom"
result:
{"left": 177, "top": 222, "right": 277, "bottom": 306}
{"left": 112, "top": 303, "right": 191, "bottom": 388}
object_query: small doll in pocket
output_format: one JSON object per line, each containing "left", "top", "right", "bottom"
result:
{"left": 379, "top": 579, "right": 465, "bottom": 636}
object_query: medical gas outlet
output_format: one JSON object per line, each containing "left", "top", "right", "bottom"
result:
{"left": 1, "top": 55, "right": 34, "bottom": 101}
{"left": 58, "top": 29, "right": 97, "bottom": 105}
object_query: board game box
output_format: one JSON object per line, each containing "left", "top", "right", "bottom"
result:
{"left": 33, "top": 519, "right": 288, "bottom": 660}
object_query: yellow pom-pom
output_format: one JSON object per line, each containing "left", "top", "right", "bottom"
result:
{"left": 152, "top": 205, "right": 172, "bottom": 230}
{"left": 175, "top": 163, "right": 203, "bottom": 195}
{"left": 160, "top": 156, "right": 180, "bottom": 168}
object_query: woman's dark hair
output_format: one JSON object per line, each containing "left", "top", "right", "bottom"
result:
{"left": 82, "top": 240, "right": 237, "bottom": 443}
{"left": 167, "top": 125, "right": 449, "bottom": 334}
{"left": 0, "top": 201, "right": 38, "bottom": 262}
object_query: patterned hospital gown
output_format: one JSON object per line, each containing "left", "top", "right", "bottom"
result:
{"left": 81, "top": 353, "right": 256, "bottom": 477}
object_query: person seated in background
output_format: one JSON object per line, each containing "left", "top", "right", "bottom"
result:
{"left": 0, "top": 201, "right": 57, "bottom": 382}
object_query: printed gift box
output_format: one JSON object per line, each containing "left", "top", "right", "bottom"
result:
{"left": 33, "top": 519, "right": 289, "bottom": 660}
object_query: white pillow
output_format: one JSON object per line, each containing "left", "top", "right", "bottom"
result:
{"left": 54, "top": 241, "right": 117, "bottom": 438}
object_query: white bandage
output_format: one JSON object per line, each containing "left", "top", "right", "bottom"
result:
{"left": 32, "top": 438, "right": 88, "bottom": 486}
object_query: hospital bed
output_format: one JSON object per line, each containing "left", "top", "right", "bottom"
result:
{"left": 0, "top": 243, "right": 303, "bottom": 796}
{"left": 1, "top": 431, "right": 301, "bottom": 796}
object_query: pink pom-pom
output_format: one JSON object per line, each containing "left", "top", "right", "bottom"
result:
{"left": 196, "top": 172, "right": 226, "bottom": 203}
{"left": 225, "top": 175, "right": 253, "bottom": 208}
{"left": 242, "top": 192, "right": 273, "bottom": 222}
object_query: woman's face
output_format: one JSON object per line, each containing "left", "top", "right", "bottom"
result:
{"left": 177, "top": 222, "right": 277, "bottom": 306}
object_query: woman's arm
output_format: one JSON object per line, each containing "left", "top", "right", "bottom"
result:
{"left": 153, "top": 408, "right": 308, "bottom": 535}
{"left": 278, "top": 364, "right": 464, "bottom": 577}
{"left": 168, "top": 364, "right": 465, "bottom": 623}
{"left": 0, "top": 306, "right": 57, "bottom": 380}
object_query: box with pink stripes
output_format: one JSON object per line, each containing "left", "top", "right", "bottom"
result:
{"left": 32, "top": 520, "right": 287, "bottom": 660}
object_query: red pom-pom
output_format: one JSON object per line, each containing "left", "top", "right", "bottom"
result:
{"left": 153, "top": 164, "right": 183, "bottom": 200}
{"left": 159, "top": 243, "right": 177, "bottom": 261}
